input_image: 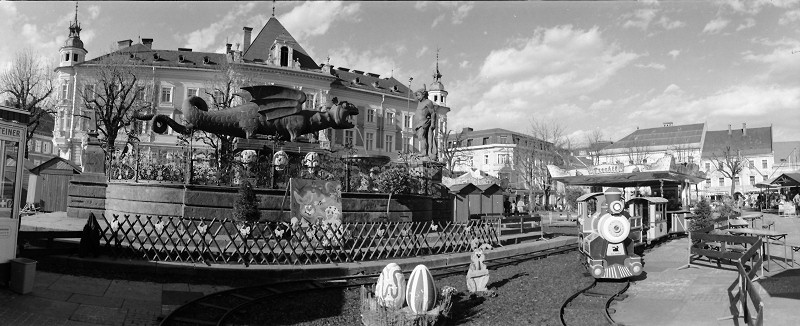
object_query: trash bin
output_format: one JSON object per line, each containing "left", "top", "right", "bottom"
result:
{"left": 9, "top": 258, "right": 36, "bottom": 294}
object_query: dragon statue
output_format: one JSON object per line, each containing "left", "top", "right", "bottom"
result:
{"left": 134, "top": 85, "right": 359, "bottom": 142}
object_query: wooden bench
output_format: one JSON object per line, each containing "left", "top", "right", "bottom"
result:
{"left": 769, "top": 241, "right": 800, "bottom": 267}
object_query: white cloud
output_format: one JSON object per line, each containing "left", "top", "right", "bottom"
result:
{"left": 588, "top": 99, "right": 613, "bottom": 111}
{"left": 621, "top": 9, "right": 657, "bottom": 30}
{"left": 459, "top": 60, "right": 469, "bottom": 68}
{"left": 416, "top": 46, "right": 429, "bottom": 58}
{"left": 418, "top": 1, "right": 475, "bottom": 25}
{"left": 635, "top": 62, "right": 666, "bottom": 70}
{"left": 183, "top": 3, "right": 258, "bottom": 51}
{"left": 742, "top": 38, "right": 800, "bottom": 84}
{"left": 657, "top": 16, "right": 685, "bottom": 30}
{"left": 448, "top": 25, "right": 639, "bottom": 133}
{"left": 280, "top": 1, "right": 361, "bottom": 41}
{"left": 328, "top": 47, "right": 404, "bottom": 80}
{"left": 779, "top": 9, "right": 800, "bottom": 25}
{"left": 736, "top": 18, "right": 756, "bottom": 31}
{"left": 87, "top": 5, "right": 101, "bottom": 20}
{"left": 668, "top": 49, "right": 681, "bottom": 59}
{"left": 702, "top": 17, "right": 729, "bottom": 34}
{"left": 718, "top": 0, "right": 800, "bottom": 15}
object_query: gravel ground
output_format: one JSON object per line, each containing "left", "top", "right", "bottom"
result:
{"left": 227, "top": 251, "right": 591, "bottom": 326}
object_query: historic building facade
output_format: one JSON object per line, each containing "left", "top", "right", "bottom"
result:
{"left": 699, "top": 124, "right": 774, "bottom": 197}
{"left": 52, "top": 12, "right": 450, "bottom": 168}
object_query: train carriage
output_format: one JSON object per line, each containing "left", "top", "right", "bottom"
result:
{"left": 626, "top": 197, "right": 668, "bottom": 244}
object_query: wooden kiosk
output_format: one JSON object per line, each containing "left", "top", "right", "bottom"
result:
{"left": 0, "top": 105, "right": 28, "bottom": 285}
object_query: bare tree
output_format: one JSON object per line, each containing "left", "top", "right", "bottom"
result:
{"left": 514, "top": 118, "right": 569, "bottom": 210}
{"left": 439, "top": 129, "right": 471, "bottom": 173}
{"left": 81, "top": 54, "right": 151, "bottom": 175}
{"left": 668, "top": 142, "right": 696, "bottom": 164}
{"left": 585, "top": 129, "right": 605, "bottom": 165}
{"left": 0, "top": 48, "right": 56, "bottom": 158}
{"left": 179, "top": 61, "right": 254, "bottom": 183}
{"left": 708, "top": 145, "right": 746, "bottom": 196}
{"left": 623, "top": 139, "right": 653, "bottom": 165}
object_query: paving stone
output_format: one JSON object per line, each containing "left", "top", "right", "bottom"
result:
{"left": 32, "top": 288, "right": 73, "bottom": 301}
{"left": 105, "top": 280, "right": 161, "bottom": 302}
{"left": 123, "top": 308, "right": 160, "bottom": 326}
{"left": 188, "top": 284, "right": 232, "bottom": 296}
{"left": 1, "top": 295, "right": 79, "bottom": 318}
{"left": 70, "top": 305, "right": 126, "bottom": 326}
{"left": 69, "top": 293, "right": 124, "bottom": 308}
{"left": 0, "top": 309, "right": 69, "bottom": 326}
{"left": 161, "top": 290, "right": 203, "bottom": 305}
{"left": 122, "top": 298, "right": 162, "bottom": 314}
{"left": 161, "top": 283, "right": 189, "bottom": 291}
{"left": 48, "top": 275, "right": 111, "bottom": 297}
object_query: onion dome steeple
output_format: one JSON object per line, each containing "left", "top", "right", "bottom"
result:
{"left": 428, "top": 49, "right": 448, "bottom": 106}
{"left": 59, "top": 2, "right": 87, "bottom": 67}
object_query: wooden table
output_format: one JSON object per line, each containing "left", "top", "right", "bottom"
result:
{"left": 740, "top": 213, "right": 762, "bottom": 229}
{"left": 728, "top": 219, "right": 749, "bottom": 229}
{"left": 728, "top": 228, "right": 788, "bottom": 272}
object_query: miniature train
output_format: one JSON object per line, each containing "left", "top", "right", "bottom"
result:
{"left": 575, "top": 187, "right": 643, "bottom": 279}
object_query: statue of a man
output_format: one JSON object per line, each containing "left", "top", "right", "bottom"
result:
{"left": 413, "top": 89, "right": 438, "bottom": 160}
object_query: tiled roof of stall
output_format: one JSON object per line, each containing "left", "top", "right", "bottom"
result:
{"left": 603, "top": 123, "right": 705, "bottom": 150}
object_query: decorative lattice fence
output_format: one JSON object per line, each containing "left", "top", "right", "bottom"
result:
{"left": 91, "top": 213, "right": 500, "bottom": 266}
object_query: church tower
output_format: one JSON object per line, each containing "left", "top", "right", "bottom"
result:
{"left": 428, "top": 50, "right": 448, "bottom": 106}
{"left": 59, "top": 3, "right": 87, "bottom": 67}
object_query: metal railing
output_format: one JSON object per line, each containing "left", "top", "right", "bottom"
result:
{"left": 91, "top": 213, "right": 500, "bottom": 266}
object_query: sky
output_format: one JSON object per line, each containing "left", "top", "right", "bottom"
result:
{"left": 2, "top": 0, "right": 800, "bottom": 145}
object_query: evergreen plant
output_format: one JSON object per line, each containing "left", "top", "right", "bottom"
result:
{"left": 689, "top": 198, "right": 714, "bottom": 232}
{"left": 233, "top": 181, "right": 261, "bottom": 223}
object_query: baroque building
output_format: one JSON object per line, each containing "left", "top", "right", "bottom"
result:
{"left": 52, "top": 11, "right": 450, "bottom": 168}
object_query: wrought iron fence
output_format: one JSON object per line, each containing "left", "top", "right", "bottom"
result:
{"left": 92, "top": 213, "right": 501, "bottom": 266}
{"left": 108, "top": 145, "right": 441, "bottom": 196}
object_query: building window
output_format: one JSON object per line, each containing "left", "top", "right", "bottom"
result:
{"left": 64, "top": 53, "right": 69, "bottom": 62}
{"left": 749, "top": 160, "right": 754, "bottom": 168}
{"left": 385, "top": 135, "right": 393, "bottom": 152}
{"left": 761, "top": 160, "right": 767, "bottom": 169}
{"left": 61, "top": 83, "right": 69, "bottom": 100}
{"left": 482, "top": 137, "right": 489, "bottom": 145}
{"left": 43, "top": 142, "right": 50, "bottom": 154}
{"left": 344, "top": 130, "right": 354, "bottom": 146}
{"left": 705, "top": 178, "right": 711, "bottom": 186}
{"left": 160, "top": 86, "right": 173, "bottom": 104}
{"left": 365, "top": 132, "right": 374, "bottom": 151}
{"left": 403, "top": 136, "right": 412, "bottom": 153}
{"left": 72, "top": 53, "right": 78, "bottom": 62}
{"left": 498, "top": 154, "right": 509, "bottom": 164}
{"left": 688, "top": 156, "right": 694, "bottom": 164}
{"left": 404, "top": 115, "right": 412, "bottom": 129}
{"left": 385, "top": 112, "right": 394, "bottom": 125}
{"left": 484, "top": 155, "right": 489, "bottom": 165}
{"left": 705, "top": 163, "right": 711, "bottom": 171}
{"left": 186, "top": 87, "right": 199, "bottom": 98}
{"left": 749, "top": 176, "right": 755, "bottom": 185}
{"left": 719, "top": 178, "right": 725, "bottom": 186}
{"left": 34, "top": 140, "right": 41, "bottom": 153}
{"left": 734, "top": 176, "right": 740, "bottom": 184}
{"left": 367, "top": 109, "right": 375, "bottom": 123}
{"left": 499, "top": 136, "right": 508, "bottom": 144}
{"left": 467, "top": 139, "right": 473, "bottom": 147}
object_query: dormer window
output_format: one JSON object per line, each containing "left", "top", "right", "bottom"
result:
{"left": 352, "top": 77, "right": 360, "bottom": 85}
{"left": 153, "top": 53, "right": 160, "bottom": 60}
{"left": 178, "top": 55, "right": 185, "bottom": 62}
{"left": 391, "top": 85, "right": 399, "bottom": 92}
{"left": 203, "top": 56, "right": 210, "bottom": 64}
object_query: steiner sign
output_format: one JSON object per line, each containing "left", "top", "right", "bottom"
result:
{"left": 0, "top": 125, "right": 22, "bottom": 142}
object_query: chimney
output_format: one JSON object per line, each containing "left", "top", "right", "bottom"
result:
{"left": 177, "top": 48, "right": 192, "bottom": 52}
{"left": 663, "top": 122, "right": 673, "bottom": 127}
{"left": 728, "top": 124, "right": 732, "bottom": 135}
{"left": 741, "top": 123, "right": 747, "bottom": 136}
{"left": 226, "top": 43, "right": 232, "bottom": 54}
{"left": 243, "top": 27, "right": 253, "bottom": 53}
{"left": 462, "top": 127, "right": 473, "bottom": 133}
{"left": 118, "top": 39, "right": 133, "bottom": 49}
{"left": 142, "top": 38, "right": 153, "bottom": 49}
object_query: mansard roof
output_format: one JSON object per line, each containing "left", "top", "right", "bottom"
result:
{"left": 701, "top": 126, "right": 773, "bottom": 159}
{"left": 81, "top": 43, "right": 226, "bottom": 69}
{"left": 330, "top": 67, "right": 410, "bottom": 96}
{"left": 604, "top": 123, "right": 705, "bottom": 150}
{"left": 242, "top": 17, "right": 318, "bottom": 69}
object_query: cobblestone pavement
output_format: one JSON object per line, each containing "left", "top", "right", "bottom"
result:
{"left": 0, "top": 271, "right": 230, "bottom": 326}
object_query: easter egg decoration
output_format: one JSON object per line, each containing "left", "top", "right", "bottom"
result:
{"left": 374, "top": 263, "right": 406, "bottom": 309}
{"left": 405, "top": 264, "right": 437, "bottom": 314}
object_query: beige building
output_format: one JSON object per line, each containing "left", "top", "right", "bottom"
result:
{"left": 52, "top": 12, "right": 450, "bottom": 168}
{"left": 700, "top": 124, "right": 773, "bottom": 197}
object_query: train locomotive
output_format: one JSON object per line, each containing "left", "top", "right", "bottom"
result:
{"left": 576, "top": 187, "right": 643, "bottom": 279}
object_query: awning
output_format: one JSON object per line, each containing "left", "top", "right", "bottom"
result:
{"left": 769, "top": 172, "right": 800, "bottom": 187}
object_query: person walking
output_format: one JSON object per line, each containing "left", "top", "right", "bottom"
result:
{"left": 516, "top": 199, "right": 526, "bottom": 216}
{"left": 793, "top": 192, "right": 800, "bottom": 216}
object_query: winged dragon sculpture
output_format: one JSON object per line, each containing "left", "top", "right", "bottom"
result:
{"left": 134, "top": 85, "right": 358, "bottom": 142}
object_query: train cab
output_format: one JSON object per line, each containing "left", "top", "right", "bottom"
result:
{"left": 626, "top": 197, "right": 668, "bottom": 244}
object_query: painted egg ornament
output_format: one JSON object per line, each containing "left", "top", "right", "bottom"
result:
{"left": 405, "top": 264, "right": 437, "bottom": 314}
{"left": 374, "top": 263, "right": 406, "bottom": 309}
